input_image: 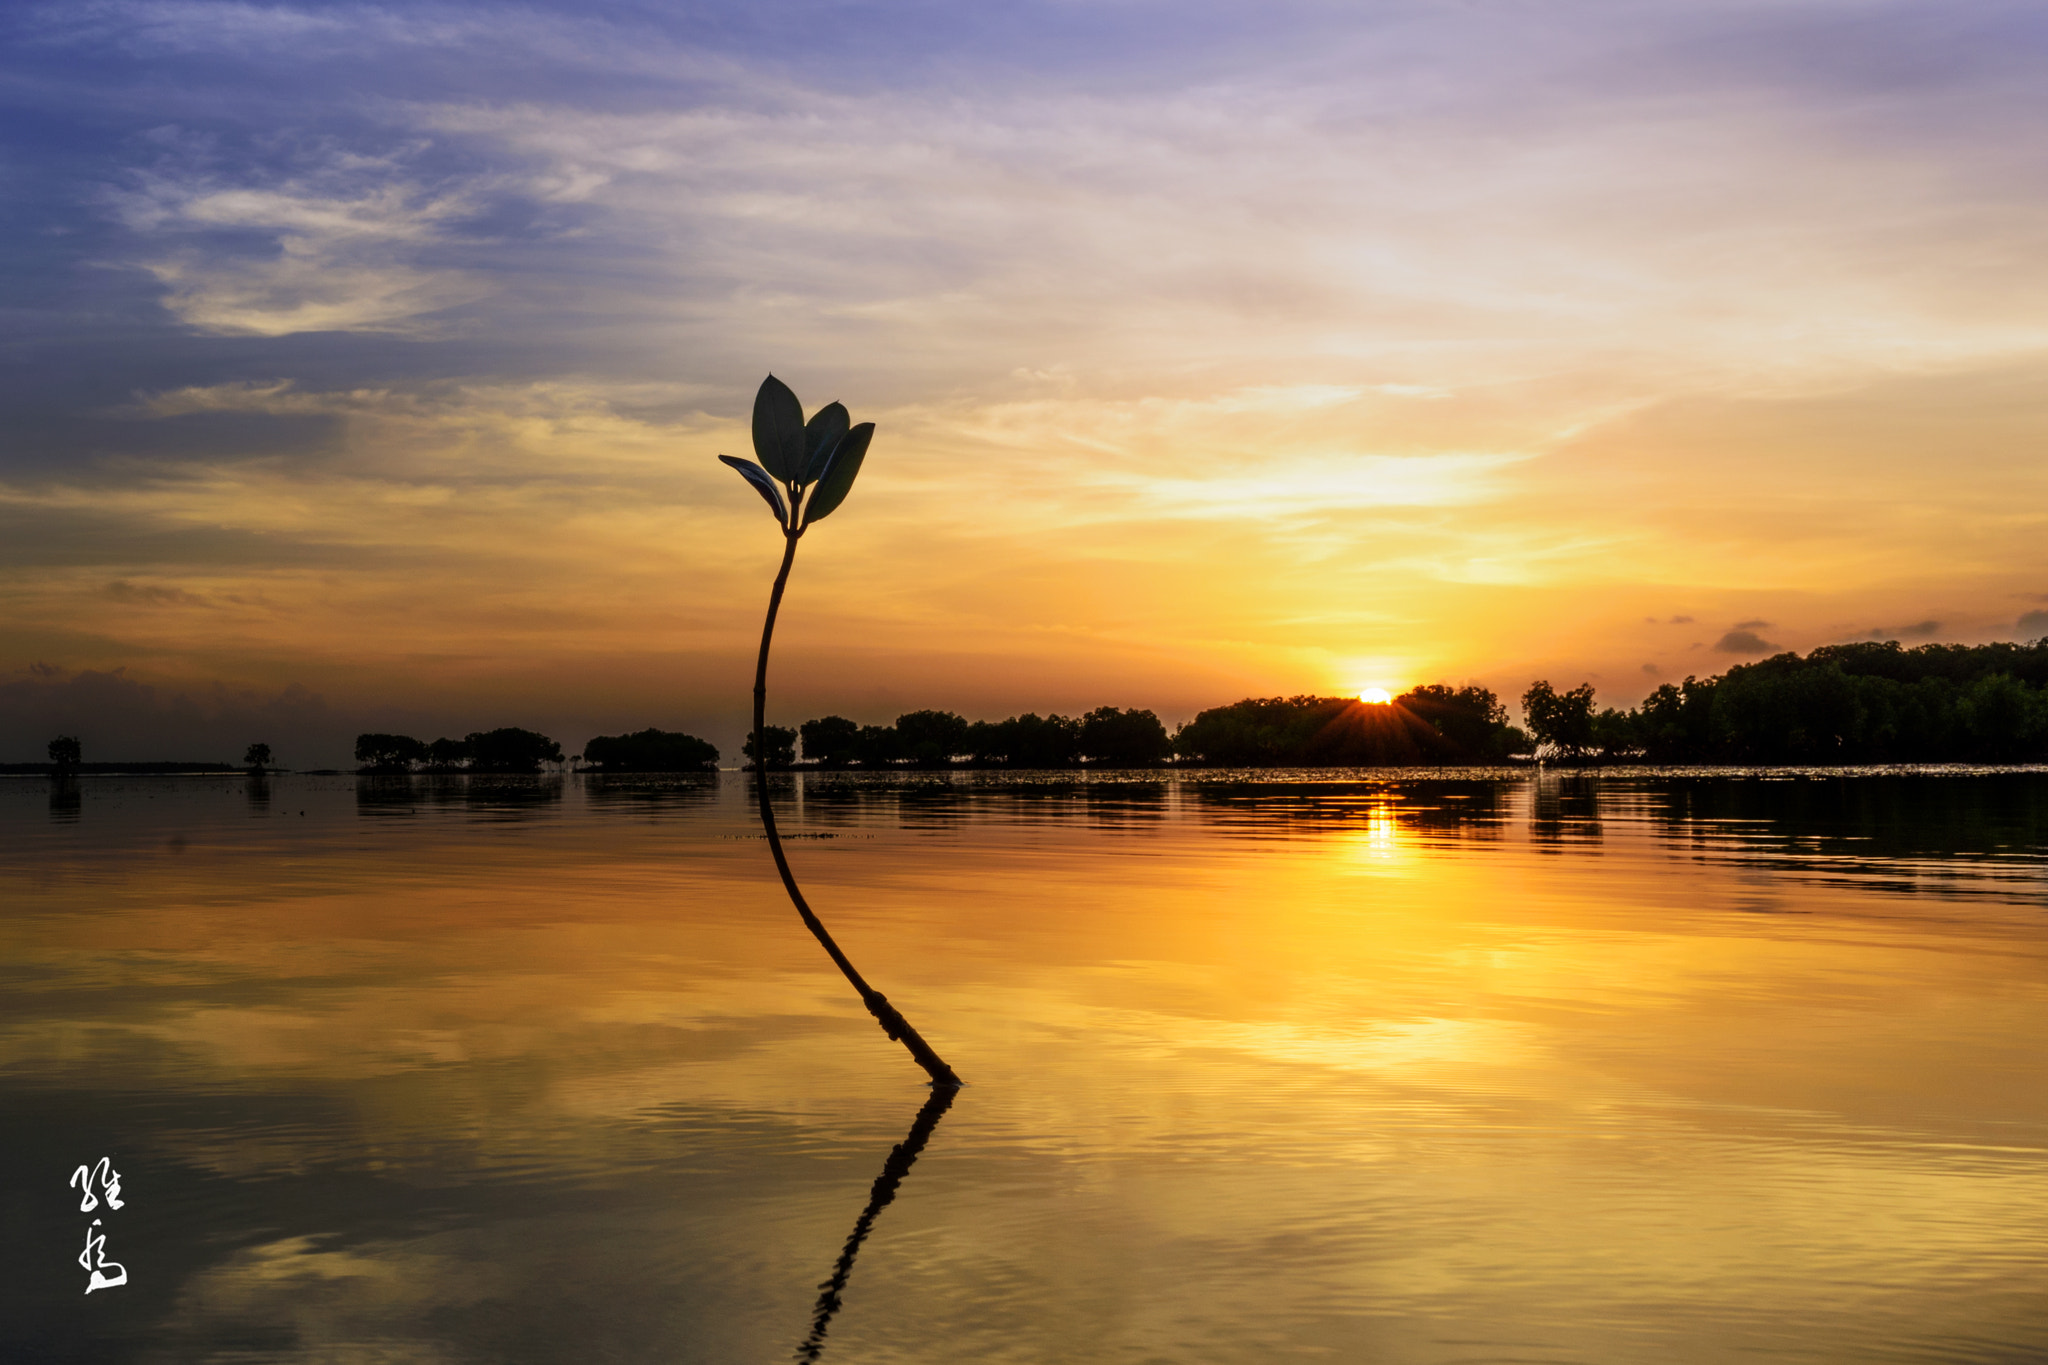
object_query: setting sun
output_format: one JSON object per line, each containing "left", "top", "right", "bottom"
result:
{"left": 1360, "top": 688, "right": 1394, "bottom": 705}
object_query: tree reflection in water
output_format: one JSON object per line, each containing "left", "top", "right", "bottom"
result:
{"left": 793, "top": 1086, "right": 958, "bottom": 1362}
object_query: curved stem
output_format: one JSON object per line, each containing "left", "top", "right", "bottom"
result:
{"left": 754, "top": 529, "right": 963, "bottom": 1088}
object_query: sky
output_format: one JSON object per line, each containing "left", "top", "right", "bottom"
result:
{"left": 4, "top": 0, "right": 2048, "bottom": 764}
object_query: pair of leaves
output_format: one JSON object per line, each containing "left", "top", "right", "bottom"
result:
{"left": 721, "top": 374, "right": 872, "bottom": 530}
{"left": 752, "top": 375, "right": 852, "bottom": 484}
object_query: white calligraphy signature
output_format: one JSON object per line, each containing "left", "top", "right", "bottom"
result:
{"left": 70, "top": 1158, "right": 128, "bottom": 1293}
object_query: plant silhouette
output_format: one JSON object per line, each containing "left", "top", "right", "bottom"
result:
{"left": 720, "top": 374, "right": 963, "bottom": 1088}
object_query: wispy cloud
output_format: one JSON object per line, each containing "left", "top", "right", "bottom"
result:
{"left": 110, "top": 158, "right": 490, "bottom": 334}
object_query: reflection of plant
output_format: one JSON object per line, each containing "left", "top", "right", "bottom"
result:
{"left": 794, "top": 1084, "right": 957, "bottom": 1361}
{"left": 721, "top": 375, "right": 962, "bottom": 1088}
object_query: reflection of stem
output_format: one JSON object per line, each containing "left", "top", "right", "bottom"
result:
{"left": 794, "top": 1085, "right": 957, "bottom": 1362}
{"left": 753, "top": 529, "right": 963, "bottom": 1088}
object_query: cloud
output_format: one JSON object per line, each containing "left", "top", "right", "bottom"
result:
{"left": 1863, "top": 619, "right": 1942, "bottom": 641}
{"left": 111, "top": 159, "right": 490, "bottom": 336}
{"left": 1713, "top": 629, "right": 1778, "bottom": 654}
{"left": 1732, "top": 618, "right": 1772, "bottom": 630}
{"left": 1641, "top": 662, "right": 1660, "bottom": 675}
{"left": 2018, "top": 608, "right": 2048, "bottom": 636}
{"left": 1111, "top": 453, "right": 1527, "bottom": 520}
{"left": 104, "top": 579, "right": 214, "bottom": 608}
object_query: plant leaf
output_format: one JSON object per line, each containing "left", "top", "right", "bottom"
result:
{"left": 800, "top": 422, "right": 873, "bottom": 527}
{"left": 719, "top": 454, "right": 788, "bottom": 524}
{"left": 751, "top": 374, "right": 805, "bottom": 482}
{"left": 801, "top": 402, "right": 850, "bottom": 483}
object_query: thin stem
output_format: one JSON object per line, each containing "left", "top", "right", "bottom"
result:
{"left": 754, "top": 529, "right": 963, "bottom": 1088}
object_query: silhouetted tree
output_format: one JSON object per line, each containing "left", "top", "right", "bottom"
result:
{"left": 743, "top": 724, "right": 797, "bottom": 769}
{"left": 355, "top": 733, "right": 428, "bottom": 771}
{"left": 799, "top": 715, "right": 860, "bottom": 767}
{"left": 1521, "top": 681, "right": 1597, "bottom": 760}
{"left": 854, "top": 723, "right": 905, "bottom": 767}
{"left": 1396, "top": 684, "right": 1520, "bottom": 759}
{"left": 243, "top": 742, "right": 272, "bottom": 772}
{"left": 1079, "top": 706, "right": 1172, "bottom": 765}
{"left": 48, "top": 735, "right": 81, "bottom": 771}
{"left": 426, "top": 737, "right": 471, "bottom": 769}
{"left": 969, "top": 712, "right": 1081, "bottom": 767}
{"left": 582, "top": 728, "right": 718, "bottom": 771}
{"left": 1173, "top": 696, "right": 1345, "bottom": 765}
{"left": 1634, "top": 678, "right": 1718, "bottom": 761}
{"left": 1591, "top": 707, "right": 1641, "bottom": 758}
{"left": 894, "top": 709, "right": 969, "bottom": 767}
{"left": 1174, "top": 691, "right": 1528, "bottom": 767}
{"left": 1582, "top": 639, "right": 2048, "bottom": 763}
{"left": 717, "top": 372, "right": 959, "bottom": 1087}
{"left": 1958, "top": 673, "right": 2045, "bottom": 761}
{"left": 465, "top": 728, "right": 562, "bottom": 773}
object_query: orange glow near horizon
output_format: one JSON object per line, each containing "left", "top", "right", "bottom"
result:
{"left": 1360, "top": 688, "right": 1394, "bottom": 705}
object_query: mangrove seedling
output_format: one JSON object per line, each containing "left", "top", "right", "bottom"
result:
{"left": 719, "top": 374, "right": 963, "bottom": 1088}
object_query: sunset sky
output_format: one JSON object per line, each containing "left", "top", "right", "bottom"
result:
{"left": 5, "top": 1, "right": 2047, "bottom": 763}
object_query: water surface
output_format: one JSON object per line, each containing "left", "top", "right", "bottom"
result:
{"left": 5, "top": 769, "right": 2046, "bottom": 1363}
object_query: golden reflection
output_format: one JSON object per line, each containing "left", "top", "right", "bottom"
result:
{"left": 1337, "top": 799, "right": 1407, "bottom": 869}
{"left": 4, "top": 775, "right": 2046, "bottom": 1362}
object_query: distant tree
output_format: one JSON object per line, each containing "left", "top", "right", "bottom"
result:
{"left": 854, "top": 723, "right": 905, "bottom": 767}
{"left": 1079, "top": 706, "right": 1172, "bottom": 766}
{"left": 1633, "top": 678, "right": 1717, "bottom": 761}
{"left": 894, "top": 710, "right": 970, "bottom": 767}
{"left": 426, "top": 737, "right": 472, "bottom": 769}
{"left": 799, "top": 715, "right": 861, "bottom": 767}
{"left": 582, "top": 728, "right": 718, "bottom": 771}
{"left": 1520, "top": 681, "right": 1597, "bottom": 760}
{"left": 243, "top": 742, "right": 272, "bottom": 772}
{"left": 1956, "top": 673, "right": 2044, "bottom": 762}
{"left": 972, "top": 712, "right": 1081, "bottom": 767}
{"left": 1590, "top": 707, "right": 1641, "bottom": 759}
{"left": 1172, "top": 696, "right": 1354, "bottom": 765}
{"left": 48, "top": 735, "right": 81, "bottom": 771}
{"left": 465, "top": 728, "right": 563, "bottom": 773}
{"left": 354, "top": 733, "right": 428, "bottom": 771}
{"left": 743, "top": 724, "right": 797, "bottom": 770}
{"left": 1174, "top": 690, "right": 1529, "bottom": 767}
{"left": 1397, "top": 684, "right": 1516, "bottom": 759}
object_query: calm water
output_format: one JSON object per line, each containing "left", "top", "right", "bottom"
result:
{"left": 4, "top": 768, "right": 2046, "bottom": 1364}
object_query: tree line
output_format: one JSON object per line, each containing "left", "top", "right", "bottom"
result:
{"left": 355, "top": 728, "right": 565, "bottom": 773}
{"left": 756, "top": 691, "right": 1522, "bottom": 769}
{"left": 1523, "top": 639, "right": 2048, "bottom": 763}
{"left": 362, "top": 690, "right": 1524, "bottom": 773}
{"left": 350, "top": 638, "right": 2048, "bottom": 774}
{"left": 1168, "top": 685, "right": 1524, "bottom": 765}
{"left": 741, "top": 706, "right": 1176, "bottom": 769}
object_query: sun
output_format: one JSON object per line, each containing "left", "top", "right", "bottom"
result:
{"left": 1359, "top": 687, "right": 1393, "bottom": 705}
